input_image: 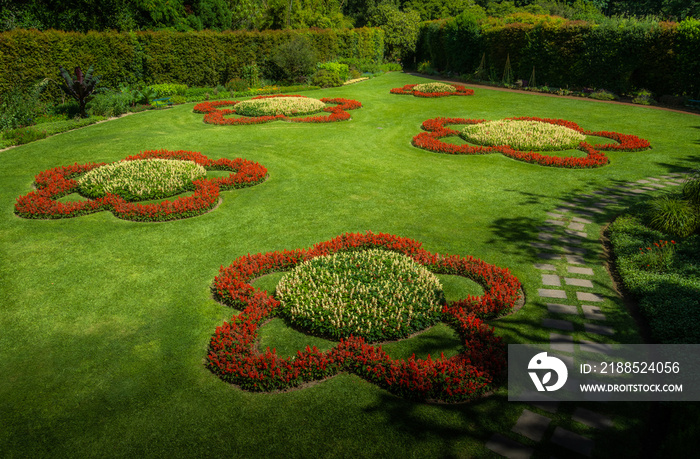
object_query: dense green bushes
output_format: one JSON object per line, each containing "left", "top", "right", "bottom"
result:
{"left": 0, "top": 27, "right": 384, "bottom": 101}
{"left": 413, "top": 15, "right": 700, "bottom": 97}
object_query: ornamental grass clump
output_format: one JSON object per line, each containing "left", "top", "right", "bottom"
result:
{"left": 460, "top": 119, "right": 585, "bottom": 151}
{"left": 647, "top": 195, "right": 700, "bottom": 238}
{"left": 78, "top": 158, "right": 206, "bottom": 201}
{"left": 276, "top": 249, "right": 445, "bottom": 342}
{"left": 234, "top": 96, "right": 326, "bottom": 117}
{"left": 413, "top": 82, "right": 456, "bottom": 93}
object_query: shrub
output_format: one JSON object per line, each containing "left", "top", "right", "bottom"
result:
{"left": 0, "top": 89, "right": 42, "bottom": 131}
{"left": 272, "top": 35, "right": 317, "bottom": 83}
{"left": 226, "top": 78, "right": 248, "bottom": 92}
{"left": 312, "top": 69, "right": 344, "bottom": 88}
{"left": 589, "top": 89, "right": 617, "bottom": 100}
{"left": 647, "top": 195, "right": 699, "bottom": 237}
{"left": 147, "top": 83, "right": 188, "bottom": 97}
{"left": 316, "top": 62, "right": 349, "bottom": 81}
{"left": 170, "top": 95, "right": 187, "bottom": 104}
{"left": 58, "top": 65, "right": 99, "bottom": 118}
{"left": 241, "top": 63, "right": 261, "bottom": 88}
{"left": 88, "top": 90, "right": 130, "bottom": 117}
{"left": 631, "top": 89, "right": 656, "bottom": 105}
{"left": 682, "top": 171, "right": 700, "bottom": 206}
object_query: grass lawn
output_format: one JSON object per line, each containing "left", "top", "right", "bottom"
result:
{"left": 1, "top": 72, "right": 699, "bottom": 458}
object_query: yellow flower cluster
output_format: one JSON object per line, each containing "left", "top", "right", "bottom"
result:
{"left": 235, "top": 96, "right": 326, "bottom": 117}
{"left": 413, "top": 82, "right": 456, "bottom": 93}
{"left": 461, "top": 119, "right": 585, "bottom": 151}
{"left": 77, "top": 158, "right": 206, "bottom": 201}
{"left": 276, "top": 249, "right": 444, "bottom": 341}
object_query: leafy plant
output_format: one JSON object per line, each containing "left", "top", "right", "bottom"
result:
{"left": 682, "top": 171, "right": 700, "bottom": 206}
{"left": 241, "top": 63, "right": 261, "bottom": 89}
{"left": 311, "top": 69, "right": 343, "bottom": 88}
{"left": 271, "top": 35, "right": 317, "bottom": 84}
{"left": 636, "top": 239, "right": 676, "bottom": 272}
{"left": 1, "top": 126, "right": 48, "bottom": 146}
{"left": 88, "top": 90, "right": 130, "bottom": 117}
{"left": 631, "top": 89, "right": 656, "bottom": 105}
{"left": 589, "top": 89, "right": 617, "bottom": 101}
{"left": 226, "top": 78, "right": 248, "bottom": 92}
{"left": 647, "top": 195, "right": 699, "bottom": 237}
{"left": 58, "top": 65, "right": 99, "bottom": 118}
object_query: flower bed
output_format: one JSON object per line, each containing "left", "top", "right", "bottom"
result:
{"left": 194, "top": 95, "right": 362, "bottom": 125}
{"left": 461, "top": 119, "right": 586, "bottom": 151}
{"left": 15, "top": 149, "right": 268, "bottom": 222}
{"left": 412, "top": 116, "right": 651, "bottom": 168}
{"left": 390, "top": 83, "right": 474, "bottom": 98}
{"left": 207, "top": 231, "right": 522, "bottom": 402}
{"left": 276, "top": 249, "right": 445, "bottom": 342}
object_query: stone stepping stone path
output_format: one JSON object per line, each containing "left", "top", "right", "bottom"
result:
{"left": 486, "top": 172, "right": 689, "bottom": 458}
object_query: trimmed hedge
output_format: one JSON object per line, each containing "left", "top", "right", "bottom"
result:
{"left": 413, "top": 16, "right": 700, "bottom": 97}
{"left": 0, "top": 28, "right": 384, "bottom": 100}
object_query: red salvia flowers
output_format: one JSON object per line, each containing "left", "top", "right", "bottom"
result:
{"left": 207, "top": 231, "right": 522, "bottom": 402}
{"left": 390, "top": 83, "right": 475, "bottom": 97}
{"left": 194, "top": 95, "right": 362, "bottom": 125}
{"left": 14, "top": 149, "right": 268, "bottom": 222}
{"left": 412, "top": 116, "right": 651, "bottom": 169}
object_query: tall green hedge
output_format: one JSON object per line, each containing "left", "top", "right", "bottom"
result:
{"left": 0, "top": 27, "right": 384, "bottom": 98}
{"left": 413, "top": 16, "right": 700, "bottom": 97}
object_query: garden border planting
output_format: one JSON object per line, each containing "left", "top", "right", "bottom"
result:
{"left": 390, "top": 83, "right": 474, "bottom": 97}
{"left": 412, "top": 116, "right": 651, "bottom": 168}
{"left": 207, "top": 231, "right": 522, "bottom": 402}
{"left": 194, "top": 95, "right": 362, "bottom": 125}
{"left": 14, "top": 149, "right": 268, "bottom": 222}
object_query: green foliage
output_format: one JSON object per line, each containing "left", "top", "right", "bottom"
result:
{"left": 88, "top": 90, "right": 131, "bottom": 117}
{"left": 647, "top": 195, "right": 699, "bottom": 238}
{"left": 241, "top": 63, "right": 261, "bottom": 89}
{"left": 272, "top": 35, "right": 317, "bottom": 83}
{"left": 631, "top": 88, "right": 655, "bottom": 105}
{"left": 0, "top": 86, "right": 44, "bottom": 131}
{"left": 226, "top": 78, "right": 248, "bottom": 92}
{"left": 317, "top": 62, "right": 350, "bottom": 81}
{"left": 371, "top": 4, "right": 421, "bottom": 62}
{"left": 1, "top": 126, "right": 47, "bottom": 146}
{"left": 312, "top": 69, "right": 344, "bottom": 88}
{"left": 682, "top": 171, "right": 700, "bottom": 207}
{"left": 146, "top": 83, "right": 188, "bottom": 97}
{"left": 589, "top": 89, "right": 617, "bottom": 100}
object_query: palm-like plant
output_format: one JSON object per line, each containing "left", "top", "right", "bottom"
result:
{"left": 58, "top": 65, "right": 99, "bottom": 118}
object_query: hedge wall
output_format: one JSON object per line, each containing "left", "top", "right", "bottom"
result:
{"left": 0, "top": 27, "right": 384, "bottom": 98}
{"left": 413, "top": 16, "right": 700, "bottom": 98}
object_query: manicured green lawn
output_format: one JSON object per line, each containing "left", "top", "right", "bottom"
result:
{"left": 1, "top": 72, "right": 698, "bottom": 457}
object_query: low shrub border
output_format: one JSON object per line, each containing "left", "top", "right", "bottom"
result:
{"left": 390, "top": 83, "right": 474, "bottom": 97}
{"left": 14, "top": 149, "right": 268, "bottom": 222}
{"left": 412, "top": 116, "right": 651, "bottom": 168}
{"left": 194, "top": 95, "right": 362, "bottom": 125}
{"left": 207, "top": 231, "right": 522, "bottom": 402}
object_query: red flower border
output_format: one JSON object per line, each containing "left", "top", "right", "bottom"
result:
{"left": 193, "top": 95, "right": 362, "bottom": 125}
{"left": 411, "top": 116, "right": 651, "bottom": 168}
{"left": 14, "top": 149, "right": 268, "bottom": 222}
{"left": 207, "top": 231, "right": 522, "bottom": 402}
{"left": 390, "top": 84, "right": 475, "bottom": 98}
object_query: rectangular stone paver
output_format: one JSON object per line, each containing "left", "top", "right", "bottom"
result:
{"left": 568, "top": 222, "right": 586, "bottom": 231}
{"left": 568, "top": 266, "right": 594, "bottom": 276}
{"left": 532, "top": 242, "right": 555, "bottom": 251}
{"left": 543, "top": 318, "right": 574, "bottom": 331}
{"left": 547, "top": 303, "right": 578, "bottom": 315}
{"left": 577, "top": 292, "right": 604, "bottom": 302}
{"left": 582, "top": 305, "right": 606, "bottom": 321}
{"left": 565, "top": 278, "right": 594, "bottom": 288}
{"left": 572, "top": 216, "right": 592, "bottom": 224}
{"left": 562, "top": 246, "right": 587, "bottom": 255}
{"left": 539, "top": 289, "right": 567, "bottom": 299}
{"left": 531, "top": 400, "right": 560, "bottom": 413}
{"left": 538, "top": 253, "right": 562, "bottom": 261}
{"left": 579, "top": 340, "right": 612, "bottom": 354}
{"left": 584, "top": 323, "right": 615, "bottom": 336}
{"left": 485, "top": 434, "right": 534, "bottom": 459}
{"left": 565, "top": 255, "right": 586, "bottom": 265}
{"left": 512, "top": 409, "right": 552, "bottom": 442}
{"left": 560, "top": 236, "right": 582, "bottom": 245}
{"left": 564, "top": 229, "right": 587, "bottom": 238}
{"left": 542, "top": 274, "right": 561, "bottom": 286}
{"left": 534, "top": 263, "right": 556, "bottom": 271}
{"left": 547, "top": 211, "right": 566, "bottom": 219}
{"left": 550, "top": 333, "right": 575, "bottom": 353}
{"left": 538, "top": 232, "right": 555, "bottom": 241}
{"left": 572, "top": 407, "right": 613, "bottom": 430}
{"left": 546, "top": 219, "right": 567, "bottom": 226}
{"left": 551, "top": 427, "right": 594, "bottom": 457}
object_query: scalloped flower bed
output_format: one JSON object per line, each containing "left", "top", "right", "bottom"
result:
{"left": 207, "top": 231, "right": 522, "bottom": 403}
{"left": 390, "top": 83, "right": 474, "bottom": 98}
{"left": 194, "top": 95, "right": 362, "bottom": 125}
{"left": 412, "top": 116, "right": 651, "bottom": 168}
{"left": 461, "top": 119, "right": 586, "bottom": 151}
{"left": 277, "top": 249, "right": 445, "bottom": 342}
{"left": 15, "top": 150, "right": 268, "bottom": 222}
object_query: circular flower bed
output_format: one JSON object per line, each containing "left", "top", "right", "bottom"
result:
{"left": 207, "top": 231, "right": 522, "bottom": 402}
{"left": 234, "top": 96, "right": 327, "bottom": 117}
{"left": 78, "top": 158, "right": 207, "bottom": 201}
{"left": 460, "top": 119, "right": 586, "bottom": 151}
{"left": 390, "top": 83, "right": 474, "bottom": 98}
{"left": 412, "top": 116, "right": 651, "bottom": 168}
{"left": 276, "top": 249, "right": 445, "bottom": 342}
{"left": 15, "top": 149, "right": 268, "bottom": 222}
{"left": 194, "top": 95, "right": 362, "bottom": 125}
